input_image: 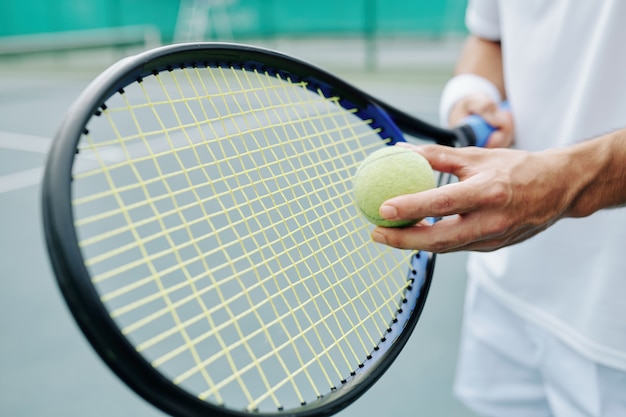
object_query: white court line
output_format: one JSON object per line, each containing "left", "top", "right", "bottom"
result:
{"left": 0, "top": 112, "right": 280, "bottom": 194}
{"left": 0, "top": 130, "right": 129, "bottom": 194}
{"left": 0, "top": 167, "right": 44, "bottom": 194}
{"left": 0, "top": 131, "right": 51, "bottom": 193}
{"left": 0, "top": 129, "right": 148, "bottom": 194}
{"left": 0, "top": 131, "right": 52, "bottom": 153}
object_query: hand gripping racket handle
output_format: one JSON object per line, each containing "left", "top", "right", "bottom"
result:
{"left": 462, "top": 101, "right": 510, "bottom": 147}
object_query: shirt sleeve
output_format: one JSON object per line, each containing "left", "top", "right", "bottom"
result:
{"left": 465, "top": 0, "right": 501, "bottom": 40}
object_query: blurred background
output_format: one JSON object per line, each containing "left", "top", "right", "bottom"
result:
{"left": 0, "top": 0, "right": 467, "bottom": 43}
{"left": 0, "top": 0, "right": 468, "bottom": 71}
{"left": 0, "top": 1, "right": 478, "bottom": 416}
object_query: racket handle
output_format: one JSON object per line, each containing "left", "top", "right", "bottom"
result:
{"left": 462, "top": 101, "right": 510, "bottom": 147}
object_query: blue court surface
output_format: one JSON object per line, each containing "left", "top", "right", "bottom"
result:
{"left": 0, "top": 39, "right": 478, "bottom": 417}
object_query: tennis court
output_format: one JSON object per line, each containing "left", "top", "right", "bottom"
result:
{"left": 0, "top": 37, "right": 477, "bottom": 417}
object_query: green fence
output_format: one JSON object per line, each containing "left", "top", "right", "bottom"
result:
{"left": 0, "top": 0, "right": 468, "bottom": 42}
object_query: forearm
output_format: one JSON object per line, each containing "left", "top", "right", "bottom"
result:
{"left": 455, "top": 35, "right": 506, "bottom": 98}
{"left": 441, "top": 36, "right": 511, "bottom": 143}
{"left": 561, "top": 130, "right": 626, "bottom": 218}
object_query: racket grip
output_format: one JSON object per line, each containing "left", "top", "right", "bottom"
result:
{"left": 462, "top": 101, "right": 510, "bottom": 147}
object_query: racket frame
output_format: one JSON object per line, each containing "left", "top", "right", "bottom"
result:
{"left": 42, "top": 42, "right": 472, "bottom": 417}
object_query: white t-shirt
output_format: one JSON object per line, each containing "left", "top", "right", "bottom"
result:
{"left": 462, "top": 0, "right": 626, "bottom": 370}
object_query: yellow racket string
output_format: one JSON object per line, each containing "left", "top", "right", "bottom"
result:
{"left": 72, "top": 64, "right": 414, "bottom": 412}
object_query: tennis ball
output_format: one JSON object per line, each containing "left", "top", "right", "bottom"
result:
{"left": 354, "top": 146, "right": 435, "bottom": 227}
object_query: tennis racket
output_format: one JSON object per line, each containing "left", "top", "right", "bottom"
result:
{"left": 42, "top": 42, "right": 498, "bottom": 417}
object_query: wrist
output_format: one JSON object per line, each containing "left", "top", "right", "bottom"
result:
{"left": 439, "top": 73, "right": 502, "bottom": 127}
{"left": 560, "top": 132, "right": 624, "bottom": 218}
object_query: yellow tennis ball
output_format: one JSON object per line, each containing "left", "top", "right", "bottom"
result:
{"left": 354, "top": 146, "right": 435, "bottom": 227}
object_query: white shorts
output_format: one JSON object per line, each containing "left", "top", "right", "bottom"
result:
{"left": 454, "top": 281, "right": 626, "bottom": 417}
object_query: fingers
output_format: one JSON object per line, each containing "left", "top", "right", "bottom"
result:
{"left": 483, "top": 109, "right": 514, "bottom": 148}
{"left": 448, "top": 93, "right": 499, "bottom": 126}
{"left": 371, "top": 214, "right": 551, "bottom": 253}
{"left": 447, "top": 94, "right": 515, "bottom": 148}
{"left": 395, "top": 143, "right": 479, "bottom": 178}
{"left": 371, "top": 216, "right": 479, "bottom": 253}
{"left": 384, "top": 145, "right": 488, "bottom": 222}
{"left": 485, "top": 130, "right": 509, "bottom": 148}
{"left": 379, "top": 181, "right": 479, "bottom": 222}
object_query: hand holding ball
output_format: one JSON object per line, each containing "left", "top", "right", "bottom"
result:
{"left": 354, "top": 146, "right": 435, "bottom": 227}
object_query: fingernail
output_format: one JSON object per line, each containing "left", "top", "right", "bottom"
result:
{"left": 371, "top": 230, "right": 387, "bottom": 245}
{"left": 380, "top": 204, "right": 397, "bottom": 220}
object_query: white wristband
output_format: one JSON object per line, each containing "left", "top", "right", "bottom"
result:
{"left": 438, "top": 73, "right": 502, "bottom": 127}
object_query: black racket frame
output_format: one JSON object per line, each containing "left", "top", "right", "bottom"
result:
{"left": 42, "top": 42, "right": 477, "bottom": 417}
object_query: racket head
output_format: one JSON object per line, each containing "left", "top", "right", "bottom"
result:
{"left": 42, "top": 42, "right": 445, "bottom": 417}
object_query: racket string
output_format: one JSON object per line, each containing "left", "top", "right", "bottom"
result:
{"left": 155, "top": 69, "right": 287, "bottom": 408}
{"left": 72, "top": 64, "right": 414, "bottom": 412}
